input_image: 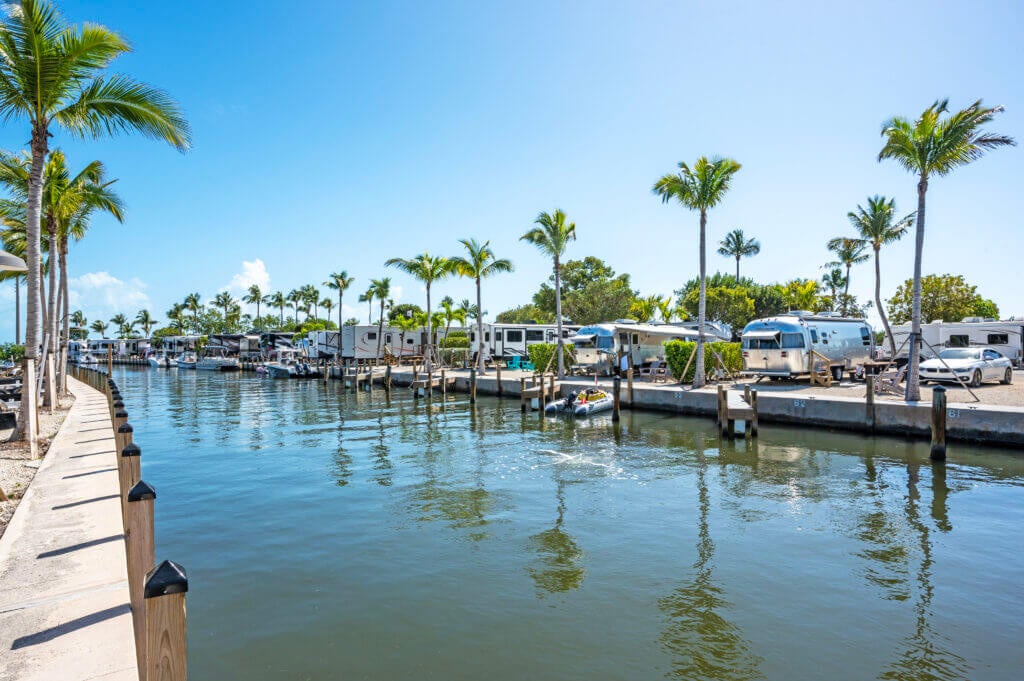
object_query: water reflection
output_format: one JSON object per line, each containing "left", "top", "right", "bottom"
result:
{"left": 659, "top": 434, "right": 763, "bottom": 680}
{"left": 527, "top": 477, "right": 585, "bottom": 596}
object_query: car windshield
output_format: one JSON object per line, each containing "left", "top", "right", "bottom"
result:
{"left": 938, "top": 348, "right": 981, "bottom": 360}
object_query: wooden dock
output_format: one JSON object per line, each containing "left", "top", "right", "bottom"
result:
{"left": 717, "top": 385, "right": 758, "bottom": 439}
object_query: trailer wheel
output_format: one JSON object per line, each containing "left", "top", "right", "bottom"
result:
{"left": 1002, "top": 367, "right": 1013, "bottom": 385}
{"left": 831, "top": 366, "right": 844, "bottom": 382}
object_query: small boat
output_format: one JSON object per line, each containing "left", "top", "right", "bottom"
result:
{"left": 196, "top": 346, "right": 240, "bottom": 371}
{"left": 176, "top": 351, "right": 197, "bottom": 370}
{"left": 148, "top": 352, "right": 174, "bottom": 368}
{"left": 545, "top": 388, "right": 615, "bottom": 417}
{"left": 77, "top": 352, "right": 99, "bottom": 366}
{"left": 265, "top": 359, "right": 322, "bottom": 379}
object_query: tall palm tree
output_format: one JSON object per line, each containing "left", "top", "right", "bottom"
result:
{"left": 367, "top": 277, "right": 391, "bottom": 361}
{"left": 320, "top": 298, "right": 334, "bottom": 326}
{"left": 301, "top": 284, "right": 320, "bottom": 322}
{"left": 653, "top": 157, "right": 742, "bottom": 388}
{"left": 657, "top": 296, "right": 677, "bottom": 323}
{"left": 89, "top": 319, "right": 108, "bottom": 338}
{"left": 360, "top": 288, "right": 374, "bottom": 324}
{"left": 324, "top": 271, "right": 354, "bottom": 356}
{"left": 451, "top": 238, "right": 513, "bottom": 373}
{"left": 824, "top": 237, "right": 869, "bottom": 316}
{"left": 521, "top": 210, "right": 576, "bottom": 378}
{"left": 286, "top": 289, "right": 303, "bottom": 325}
{"left": 166, "top": 302, "right": 186, "bottom": 334}
{"left": 243, "top": 284, "right": 263, "bottom": 328}
{"left": 135, "top": 309, "right": 157, "bottom": 337}
{"left": 629, "top": 295, "right": 659, "bottom": 323}
{"left": 0, "top": 0, "right": 190, "bottom": 444}
{"left": 843, "top": 196, "right": 915, "bottom": 355}
{"left": 264, "top": 291, "right": 285, "bottom": 329}
{"left": 386, "top": 253, "right": 455, "bottom": 373}
{"left": 184, "top": 293, "right": 202, "bottom": 334}
{"left": 717, "top": 229, "right": 760, "bottom": 280}
{"left": 821, "top": 267, "right": 847, "bottom": 309}
{"left": 110, "top": 313, "right": 133, "bottom": 339}
{"left": 69, "top": 309, "right": 86, "bottom": 330}
{"left": 879, "top": 99, "right": 1014, "bottom": 401}
{"left": 213, "top": 291, "right": 235, "bottom": 320}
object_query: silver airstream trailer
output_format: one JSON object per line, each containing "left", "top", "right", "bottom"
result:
{"left": 741, "top": 313, "right": 874, "bottom": 380}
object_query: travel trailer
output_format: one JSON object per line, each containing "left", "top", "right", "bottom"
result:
{"left": 156, "top": 335, "right": 202, "bottom": 355}
{"left": 570, "top": 322, "right": 701, "bottom": 375}
{"left": 340, "top": 325, "right": 412, "bottom": 361}
{"left": 892, "top": 318, "right": 1024, "bottom": 367}
{"left": 469, "top": 323, "right": 579, "bottom": 361}
{"left": 740, "top": 312, "right": 874, "bottom": 380}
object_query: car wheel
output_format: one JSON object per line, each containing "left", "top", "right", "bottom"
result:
{"left": 1002, "top": 367, "right": 1013, "bottom": 385}
{"left": 970, "top": 369, "right": 983, "bottom": 388}
{"left": 831, "top": 366, "right": 843, "bottom": 382}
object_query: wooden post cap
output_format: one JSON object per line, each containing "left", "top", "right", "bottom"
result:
{"left": 108, "top": 379, "right": 117, "bottom": 388}
{"left": 127, "top": 480, "right": 156, "bottom": 501}
{"left": 122, "top": 443, "right": 141, "bottom": 457}
{"left": 933, "top": 385, "right": 946, "bottom": 394}
{"left": 115, "top": 410, "right": 128, "bottom": 420}
{"left": 117, "top": 423, "right": 133, "bottom": 435}
{"left": 112, "top": 400, "right": 124, "bottom": 409}
{"left": 145, "top": 560, "right": 188, "bottom": 598}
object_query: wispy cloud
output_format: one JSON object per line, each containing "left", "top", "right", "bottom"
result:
{"left": 223, "top": 258, "right": 271, "bottom": 293}
{"left": 68, "top": 271, "right": 150, "bottom": 318}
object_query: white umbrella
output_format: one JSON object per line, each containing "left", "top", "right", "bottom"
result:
{"left": 0, "top": 249, "right": 26, "bottom": 272}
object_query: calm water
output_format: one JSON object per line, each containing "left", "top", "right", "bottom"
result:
{"left": 114, "top": 367, "right": 1024, "bottom": 681}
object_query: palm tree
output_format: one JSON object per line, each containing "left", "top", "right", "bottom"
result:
{"left": 213, "top": 291, "right": 235, "bottom": 320}
{"left": 521, "top": 210, "right": 576, "bottom": 378}
{"left": 264, "top": 291, "right": 285, "bottom": 329}
{"left": 843, "top": 196, "right": 915, "bottom": 355}
{"left": 392, "top": 313, "right": 419, "bottom": 359}
{"left": 367, "top": 277, "right": 391, "bottom": 361}
{"left": 287, "top": 289, "right": 303, "bottom": 325}
{"left": 135, "top": 309, "right": 157, "bottom": 337}
{"left": 653, "top": 157, "right": 742, "bottom": 388}
{"left": 629, "top": 295, "right": 659, "bottom": 323}
{"left": 451, "top": 239, "right": 513, "bottom": 373}
{"left": 184, "top": 293, "right": 202, "bottom": 333}
{"left": 386, "top": 253, "right": 456, "bottom": 373}
{"left": 657, "top": 296, "right": 677, "bottom": 323}
{"left": 166, "top": 302, "right": 186, "bottom": 334}
{"left": 243, "top": 284, "right": 263, "bottom": 327}
{"left": 360, "top": 288, "right": 374, "bottom": 324}
{"left": 320, "top": 298, "right": 334, "bottom": 326}
{"left": 717, "top": 229, "right": 760, "bottom": 280}
{"left": 301, "top": 284, "right": 320, "bottom": 322}
{"left": 824, "top": 237, "right": 869, "bottom": 316}
{"left": 324, "top": 271, "right": 354, "bottom": 356}
{"left": 821, "top": 267, "right": 847, "bottom": 309}
{"left": 879, "top": 99, "right": 1014, "bottom": 401}
{"left": 110, "top": 313, "right": 134, "bottom": 339}
{"left": 70, "top": 309, "right": 86, "bottom": 330}
{"left": 89, "top": 319, "right": 108, "bottom": 338}
{"left": 0, "top": 0, "right": 190, "bottom": 444}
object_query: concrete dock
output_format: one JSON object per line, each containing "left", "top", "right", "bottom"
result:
{"left": 0, "top": 378, "right": 136, "bottom": 681}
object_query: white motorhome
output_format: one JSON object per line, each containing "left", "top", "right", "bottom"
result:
{"left": 741, "top": 312, "right": 874, "bottom": 380}
{"left": 469, "top": 323, "right": 579, "bottom": 361}
{"left": 570, "top": 322, "right": 701, "bottom": 375}
{"left": 156, "top": 335, "right": 203, "bottom": 355}
{"left": 892, "top": 318, "right": 1024, "bottom": 367}
{"left": 340, "top": 324, "right": 416, "bottom": 361}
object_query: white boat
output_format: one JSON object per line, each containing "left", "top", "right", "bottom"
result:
{"left": 196, "top": 346, "right": 240, "bottom": 371}
{"left": 176, "top": 351, "right": 197, "bottom": 370}
{"left": 544, "top": 388, "right": 615, "bottom": 417}
{"left": 77, "top": 352, "right": 99, "bottom": 366}
{"left": 264, "top": 359, "right": 321, "bottom": 379}
{"left": 147, "top": 352, "right": 174, "bottom": 368}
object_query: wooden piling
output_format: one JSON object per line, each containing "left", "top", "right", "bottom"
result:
{"left": 549, "top": 374, "right": 556, "bottom": 403}
{"left": 496, "top": 365, "right": 503, "bottom": 398}
{"left": 931, "top": 386, "right": 947, "bottom": 460}
{"left": 520, "top": 377, "right": 526, "bottom": 412}
{"left": 627, "top": 368, "right": 634, "bottom": 404}
{"left": 145, "top": 560, "right": 188, "bottom": 681}
{"left": 539, "top": 374, "right": 546, "bottom": 414}
{"left": 612, "top": 376, "right": 621, "bottom": 422}
{"left": 106, "top": 346, "right": 113, "bottom": 375}
{"left": 470, "top": 367, "right": 477, "bottom": 404}
{"left": 750, "top": 389, "right": 759, "bottom": 437}
{"left": 126, "top": 480, "right": 156, "bottom": 677}
{"left": 385, "top": 364, "right": 392, "bottom": 392}
{"left": 865, "top": 375, "right": 875, "bottom": 430}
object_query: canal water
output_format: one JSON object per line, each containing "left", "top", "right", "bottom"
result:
{"left": 115, "top": 367, "right": 1024, "bottom": 680}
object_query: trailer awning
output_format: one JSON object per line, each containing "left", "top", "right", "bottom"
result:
{"left": 569, "top": 334, "right": 596, "bottom": 343}
{"left": 742, "top": 330, "right": 781, "bottom": 340}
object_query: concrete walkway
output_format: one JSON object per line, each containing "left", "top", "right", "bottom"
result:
{"left": 0, "top": 378, "right": 136, "bottom": 681}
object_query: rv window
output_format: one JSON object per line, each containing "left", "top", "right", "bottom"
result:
{"left": 526, "top": 330, "right": 544, "bottom": 342}
{"left": 385, "top": 334, "right": 392, "bottom": 343}
{"left": 743, "top": 337, "right": 780, "bottom": 350}
{"left": 988, "top": 333, "right": 1009, "bottom": 345}
{"left": 506, "top": 330, "right": 523, "bottom": 343}
{"left": 809, "top": 329, "right": 819, "bottom": 343}
{"left": 948, "top": 335, "right": 969, "bottom": 348}
{"left": 367, "top": 332, "right": 377, "bottom": 341}
{"left": 780, "top": 333, "right": 805, "bottom": 349}
{"left": 407, "top": 338, "right": 414, "bottom": 345}
{"left": 470, "top": 332, "right": 476, "bottom": 342}
{"left": 495, "top": 332, "right": 502, "bottom": 341}
{"left": 597, "top": 336, "right": 614, "bottom": 350}
{"left": 860, "top": 327, "right": 871, "bottom": 346}
{"left": 485, "top": 333, "right": 490, "bottom": 342}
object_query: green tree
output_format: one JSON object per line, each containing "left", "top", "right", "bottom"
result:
{"left": 717, "top": 228, "right": 760, "bottom": 280}
{"left": 451, "top": 238, "right": 513, "bottom": 373}
{"left": 89, "top": 319, "right": 108, "bottom": 338}
{"left": 887, "top": 274, "right": 999, "bottom": 326}
{"left": 184, "top": 293, "right": 202, "bottom": 333}
{"left": 286, "top": 289, "right": 303, "bottom": 324}
{"left": 629, "top": 294, "right": 660, "bottom": 323}
{"left": 212, "top": 291, "right": 235, "bottom": 319}
{"left": 781, "top": 279, "right": 820, "bottom": 311}
{"left": 135, "top": 309, "right": 157, "bottom": 336}
{"left": 843, "top": 196, "right": 915, "bottom": 354}
{"left": 0, "top": 0, "right": 189, "bottom": 443}
{"left": 324, "top": 271, "right": 354, "bottom": 355}
{"left": 388, "top": 303, "right": 423, "bottom": 322}
{"left": 70, "top": 309, "right": 86, "bottom": 329}
{"left": 367, "top": 277, "right": 391, "bottom": 360}
{"left": 495, "top": 304, "right": 551, "bottom": 324}
{"left": 343, "top": 317, "right": 359, "bottom": 326}
{"left": 820, "top": 267, "right": 847, "bottom": 310}
{"left": 824, "top": 237, "right": 869, "bottom": 316}
{"left": 165, "top": 302, "right": 186, "bottom": 334}
{"left": 243, "top": 284, "right": 263, "bottom": 327}
{"left": 879, "top": 99, "right": 1014, "bottom": 400}
{"left": 681, "top": 286, "right": 754, "bottom": 333}
{"left": 264, "top": 291, "right": 285, "bottom": 328}
{"left": 385, "top": 253, "right": 455, "bottom": 372}
{"left": 654, "top": 156, "right": 742, "bottom": 388}
{"left": 521, "top": 209, "right": 576, "bottom": 378}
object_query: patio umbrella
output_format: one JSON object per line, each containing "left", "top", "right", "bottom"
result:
{"left": 0, "top": 249, "right": 27, "bottom": 272}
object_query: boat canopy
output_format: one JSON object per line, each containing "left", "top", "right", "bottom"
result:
{"left": 742, "top": 329, "right": 781, "bottom": 340}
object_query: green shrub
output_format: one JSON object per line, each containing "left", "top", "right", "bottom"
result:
{"left": 664, "top": 341, "right": 743, "bottom": 382}
{"left": 441, "top": 347, "right": 470, "bottom": 365}
{"left": 0, "top": 343, "right": 25, "bottom": 362}
{"left": 527, "top": 342, "right": 574, "bottom": 373}
{"left": 440, "top": 335, "right": 470, "bottom": 349}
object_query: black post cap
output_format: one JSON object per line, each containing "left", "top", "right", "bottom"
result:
{"left": 115, "top": 410, "right": 128, "bottom": 419}
{"left": 144, "top": 560, "right": 188, "bottom": 598}
{"left": 117, "top": 423, "right": 134, "bottom": 434}
{"left": 127, "top": 479, "right": 156, "bottom": 501}
{"left": 121, "top": 442, "right": 141, "bottom": 457}
{"left": 112, "top": 400, "right": 124, "bottom": 409}
{"left": 934, "top": 386, "right": 946, "bottom": 393}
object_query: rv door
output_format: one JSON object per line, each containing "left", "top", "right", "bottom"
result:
{"left": 493, "top": 329, "right": 503, "bottom": 358}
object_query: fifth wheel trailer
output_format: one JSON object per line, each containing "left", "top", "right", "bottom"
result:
{"left": 892, "top": 319, "right": 1024, "bottom": 367}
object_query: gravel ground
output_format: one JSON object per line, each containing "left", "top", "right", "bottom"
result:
{"left": 728, "top": 369, "right": 1024, "bottom": 407}
{"left": 0, "top": 395, "right": 75, "bottom": 540}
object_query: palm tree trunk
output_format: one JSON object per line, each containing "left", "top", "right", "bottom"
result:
{"left": 425, "top": 284, "right": 433, "bottom": 374}
{"left": 735, "top": 256, "right": 740, "bottom": 281}
{"left": 694, "top": 210, "right": 707, "bottom": 389}
{"left": 476, "top": 277, "right": 486, "bottom": 374}
{"left": 554, "top": 256, "right": 564, "bottom": 379}
{"left": 15, "top": 276, "right": 20, "bottom": 345}
{"left": 843, "top": 265, "right": 852, "bottom": 316}
{"left": 874, "top": 246, "right": 895, "bottom": 356}
{"left": 375, "top": 300, "right": 385, "bottom": 362}
{"left": 905, "top": 178, "right": 927, "bottom": 402}
{"left": 58, "top": 244, "right": 70, "bottom": 394}
{"left": 43, "top": 228, "right": 58, "bottom": 408}
{"left": 337, "top": 292, "right": 343, "bottom": 357}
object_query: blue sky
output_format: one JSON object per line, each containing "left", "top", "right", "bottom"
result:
{"left": 1, "top": 0, "right": 1021, "bottom": 339}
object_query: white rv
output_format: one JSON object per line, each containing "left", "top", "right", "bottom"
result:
{"left": 469, "top": 323, "right": 579, "bottom": 360}
{"left": 570, "top": 322, "right": 701, "bottom": 375}
{"left": 340, "top": 324, "right": 415, "bottom": 361}
{"left": 741, "top": 313, "right": 874, "bottom": 380}
{"left": 892, "top": 318, "right": 1024, "bottom": 367}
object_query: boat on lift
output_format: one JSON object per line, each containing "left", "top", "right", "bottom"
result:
{"left": 176, "top": 351, "right": 197, "bottom": 370}
{"left": 147, "top": 351, "right": 175, "bottom": 368}
{"left": 544, "top": 387, "right": 615, "bottom": 417}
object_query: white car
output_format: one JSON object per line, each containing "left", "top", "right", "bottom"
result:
{"left": 919, "top": 347, "right": 1013, "bottom": 387}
